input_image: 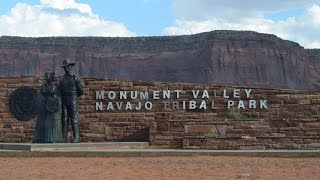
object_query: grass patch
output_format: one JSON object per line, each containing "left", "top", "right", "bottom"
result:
{"left": 204, "top": 131, "right": 218, "bottom": 138}
{"left": 226, "top": 109, "right": 248, "bottom": 120}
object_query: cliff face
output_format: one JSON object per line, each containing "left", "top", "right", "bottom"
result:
{"left": 307, "top": 49, "right": 320, "bottom": 90}
{"left": 0, "top": 31, "right": 318, "bottom": 90}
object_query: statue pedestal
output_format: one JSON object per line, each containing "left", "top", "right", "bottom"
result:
{"left": 0, "top": 142, "right": 149, "bottom": 151}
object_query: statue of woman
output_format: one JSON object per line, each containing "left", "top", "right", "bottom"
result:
{"left": 33, "top": 72, "right": 63, "bottom": 143}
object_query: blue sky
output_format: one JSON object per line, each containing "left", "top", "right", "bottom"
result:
{"left": 0, "top": 0, "right": 174, "bottom": 36}
{"left": 264, "top": 8, "right": 304, "bottom": 21}
{"left": 0, "top": 0, "right": 319, "bottom": 48}
{"left": 76, "top": 0, "right": 174, "bottom": 35}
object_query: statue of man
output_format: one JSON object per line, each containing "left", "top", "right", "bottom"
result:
{"left": 59, "top": 58, "right": 83, "bottom": 143}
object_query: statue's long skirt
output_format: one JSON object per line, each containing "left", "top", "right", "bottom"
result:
{"left": 33, "top": 100, "right": 63, "bottom": 143}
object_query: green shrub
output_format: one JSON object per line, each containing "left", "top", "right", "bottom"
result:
{"left": 226, "top": 109, "right": 248, "bottom": 120}
{"left": 204, "top": 131, "right": 218, "bottom": 138}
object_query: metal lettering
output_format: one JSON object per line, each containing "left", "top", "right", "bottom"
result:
{"left": 96, "top": 91, "right": 104, "bottom": 100}
{"left": 199, "top": 100, "right": 207, "bottom": 109}
{"left": 233, "top": 89, "right": 240, "bottom": 98}
{"left": 96, "top": 102, "right": 103, "bottom": 110}
{"left": 108, "top": 91, "right": 116, "bottom": 100}
{"left": 163, "top": 90, "right": 171, "bottom": 99}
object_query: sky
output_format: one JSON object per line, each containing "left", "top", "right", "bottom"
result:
{"left": 0, "top": 0, "right": 319, "bottom": 48}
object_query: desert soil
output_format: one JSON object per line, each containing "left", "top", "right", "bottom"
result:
{"left": 0, "top": 156, "right": 319, "bottom": 180}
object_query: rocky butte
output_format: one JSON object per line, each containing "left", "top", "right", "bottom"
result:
{"left": 0, "top": 30, "right": 319, "bottom": 90}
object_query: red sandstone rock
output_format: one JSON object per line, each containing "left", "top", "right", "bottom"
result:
{"left": 0, "top": 31, "right": 319, "bottom": 90}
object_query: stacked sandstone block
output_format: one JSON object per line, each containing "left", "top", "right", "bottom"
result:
{"left": 0, "top": 76, "right": 319, "bottom": 150}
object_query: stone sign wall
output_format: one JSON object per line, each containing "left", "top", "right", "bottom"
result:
{"left": 0, "top": 76, "right": 319, "bottom": 150}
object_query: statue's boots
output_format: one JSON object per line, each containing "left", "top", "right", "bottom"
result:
{"left": 71, "top": 123, "right": 80, "bottom": 143}
{"left": 62, "top": 125, "right": 68, "bottom": 143}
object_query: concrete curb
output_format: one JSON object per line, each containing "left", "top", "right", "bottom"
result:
{"left": 0, "top": 142, "right": 149, "bottom": 151}
{"left": 1, "top": 149, "right": 320, "bottom": 157}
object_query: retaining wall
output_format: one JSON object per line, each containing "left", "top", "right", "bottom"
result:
{"left": 0, "top": 76, "right": 319, "bottom": 150}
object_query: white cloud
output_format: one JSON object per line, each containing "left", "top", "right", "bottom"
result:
{"left": 171, "top": 0, "right": 315, "bottom": 21}
{"left": 164, "top": 18, "right": 295, "bottom": 40}
{"left": 165, "top": 0, "right": 320, "bottom": 48}
{"left": 0, "top": 0, "right": 135, "bottom": 37}
{"left": 40, "top": 0, "right": 93, "bottom": 15}
{"left": 308, "top": 5, "right": 320, "bottom": 27}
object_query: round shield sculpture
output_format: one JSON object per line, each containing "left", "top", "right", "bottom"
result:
{"left": 9, "top": 86, "right": 39, "bottom": 121}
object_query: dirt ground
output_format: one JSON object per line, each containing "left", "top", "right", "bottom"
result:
{"left": 0, "top": 156, "right": 319, "bottom": 180}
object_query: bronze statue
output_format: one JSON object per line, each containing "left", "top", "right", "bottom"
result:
{"left": 59, "top": 58, "right": 83, "bottom": 143}
{"left": 33, "top": 72, "right": 63, "bottom": 143}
